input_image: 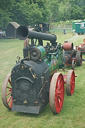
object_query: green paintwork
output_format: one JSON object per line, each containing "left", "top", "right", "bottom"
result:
{"left": 72, "top": 21, "right": 85, "bottom": 33}
{"left": 36, "top": 45, "right": 46, "bottom": 58}
{"left": 35, "top": 44, "right": 64, "bottom": 75}
{"left": 44, "top": 44, "right": 64, "bottom": 75}
{"left": 75, "top": 23, "right": 85, "bottom": 34}
{"left": 72, "top": 21, "right": 78, "bottom": 30}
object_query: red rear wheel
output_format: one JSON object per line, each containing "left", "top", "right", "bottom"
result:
{"left": 66, "top": 70, "right": 75, "bottom": 96}
{"left": 49, "top": 73, "right": 64, "bottom": 114}
{"left": 2, "top": 72, "right": 13, "bottom": 109}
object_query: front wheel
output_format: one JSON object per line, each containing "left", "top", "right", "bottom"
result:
{"left": 49, "top": 73, "right": 64, "bottom": 114}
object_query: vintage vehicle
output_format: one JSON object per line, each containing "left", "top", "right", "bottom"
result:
{"left": 63, "top": 42, "right": 82, "bottom": 69}
{"left": 76, "top": 38, "right": 85, "bottom": 53}
{"left": 0, "top": 30, "right": 6, "bottom": 39}
{"left": 2, "top": 26, "right": 76, "bottom": 114}
{"left": 34, "top": 22, "right": 49, "bottom": 32}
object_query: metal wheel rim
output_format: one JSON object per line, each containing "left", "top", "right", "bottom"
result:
{"left": 72, "top": 60, "right": 75, "bottom": 69}
{"left": 2, "top": 72, "right": 13, "bottom": 109}
{"left": 66, "top": 70, "right": 75, "bottom": 96}
{"left": 76, "top": 51, "right": 82, "bottom": 66}
{"left": 80, "top": 52, "right": 82, "bottom": 65}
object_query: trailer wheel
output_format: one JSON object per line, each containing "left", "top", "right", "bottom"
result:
{"left": 49, "top": 73, "right": 64, "bottom": 114}
{"left": 76, "top": 51, "right": 82, "bottom": 66}
{"left": 66, "top": 70, "right": 75, "bottom": 96}
{"left": 2, "top": 72, "right": 13, "bottom": 110}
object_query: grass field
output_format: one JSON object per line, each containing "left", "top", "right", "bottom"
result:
{"left": 0, "top": 32, "right": 85, "bottom": 128}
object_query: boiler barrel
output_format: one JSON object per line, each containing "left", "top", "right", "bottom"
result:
{"left": 16, "top": 26, "right": 57, "bottom": 42}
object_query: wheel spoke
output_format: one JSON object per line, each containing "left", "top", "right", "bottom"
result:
{"left": 7, "top": 96, "right": 12, "bottom": 103}
{"left": 7, "top": 87, "right": 12, "bottom": 89}
{"left": 71, "top": 85, "right": 74, "bottom": 91}
{"left": 58, "top": 90, "right": 63, "bottom": 95}
{"left": 71, "top": 82, "right": 75, "bottom": 90}
{"left": 59, "top": 94, "right": 63, "bottom": 101}
{"left": 8, "top": 79, "right": 12, "bottom": 86}
{"left": 8, "top": 88, "right": 12, "bottom": 92}
{"left": 72, "top": 82, "right": 75, "bottom": 84}
{"left": 55, "top": 90, "right": 63, "bottom": 101}
{"left": 6, "top": 92, "right": 12, "bottom": 96}
{"left": 58, "top": 81, "right": 63, "bottom": 90}
{"left": 9, "top": 97, "right": 13, "bottom": 108}
{"left": 57, "top": 98, "right": 60, "bottom": 108}
{"left": 55, "top": 91, "right": 58, "bottom": 97}
{"left": 71, "top": 75, "right": 74, "bottom": 82}
{"left": 71, "top": 74, "right": 75, "bottom": 85}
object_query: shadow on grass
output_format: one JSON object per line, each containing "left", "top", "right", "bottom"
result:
{"left": 13, "top": 104, "right": 68, "bottom": 118}
{"left": 13, "top": 104, "right": 52, "bottom": 118}
{"left": 12, "top": 102, "right": 71, "bottom": 119}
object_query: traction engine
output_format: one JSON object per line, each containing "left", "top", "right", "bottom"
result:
{"left": 63, "top": 42, "right": 82, "bottom": 69}
{"left": 2, "top": 26, "right": 76, "bottom": 114}
{"left": 76, "top": 38, "right": 85, "bottom": 54}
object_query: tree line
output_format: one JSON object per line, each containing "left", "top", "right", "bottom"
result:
{"left": 0, "top": 0, "right": 85, "bottom": 30}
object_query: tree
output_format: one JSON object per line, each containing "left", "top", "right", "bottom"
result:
{"left": 0, "top": 0, "right": 85, "bottom": 30}
{"left": 47, "top": 0, "right": 59, "bottom": 22}
{"left": 82, "top": 6, "right": 85, "bottom": 19}
{"left": 0, "top": 0, "right": 15, "bottom": 30}
{"left": 11, "top": 0, "right": 49, "bottom": 26}
{"left": 71, "top": 5, "right": 83, "bottom": 19}
{"left": 59, "top": 2, "right": 71, "bottom": 21}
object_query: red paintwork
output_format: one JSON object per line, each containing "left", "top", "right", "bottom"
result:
{"left": 63, "top": 43, "right": 73, "bottom": 50}
{"left": 6, "top": 78, "right": 13, "bottom": 109}
{"left": 78, "top": 43, "right": 85, "bottom": 53}
{"left": 77, "top": 39, "right": 85, "bottom": 53}
{"left": 55, "top": 74, "right": 64, "bottom": 113}
{"left": 70, "top": 71, "right": 75, "bottom": 95}
{"left": 63, "top": 75, "right": 67, "bottom": 84}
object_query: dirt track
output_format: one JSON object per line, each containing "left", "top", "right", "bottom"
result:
{"left": 66, "top": 34, "right": 85, "bottom": 42}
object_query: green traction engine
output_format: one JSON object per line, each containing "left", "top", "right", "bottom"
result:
{"left": 2, "top": 26, "right": 76, "bottom": 114}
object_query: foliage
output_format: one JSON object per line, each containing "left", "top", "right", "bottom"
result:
{"left": 0, "top": 0, "right": 85, "bottom": 29}
{"left": 0, "top": 0, "right": 15, "bottom": 30}
{"left": 11, "top": 0, "right": 49, "bottom": 26}
{"left": 58, "top": 2, "right": 71, "bottom": 21}
{"left": 47, "top": 0, "right": 59, "bottom": 22}
{"left": 0, "top": 9, "right": 11, "bottom": 30}
{"left": 71, "top": 5, "right": 83, "bottom": 20}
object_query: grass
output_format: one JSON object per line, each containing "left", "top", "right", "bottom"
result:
{"left": 0, "top": 32, "right": 85, "bottom": 128}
